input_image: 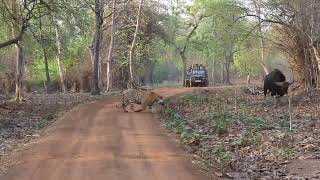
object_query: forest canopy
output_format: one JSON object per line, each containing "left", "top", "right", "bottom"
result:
{"left": 0, "top": 0, "right": 319, "bottom": 100}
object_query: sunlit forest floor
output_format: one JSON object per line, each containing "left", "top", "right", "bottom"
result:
{"left": 159, "top": 87, "right": 320, "bottom": 179}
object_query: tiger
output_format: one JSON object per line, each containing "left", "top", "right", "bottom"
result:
{"left": 116, "top": 88, "right": 164, "bottom": 112}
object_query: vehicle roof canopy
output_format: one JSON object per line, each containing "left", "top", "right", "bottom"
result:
{"left": 188, "top": 64, "right": 207, "bottom": 71}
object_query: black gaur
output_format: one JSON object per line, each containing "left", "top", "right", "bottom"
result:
{"left": 264, "top": 69, "right": 292, "bottom": 97}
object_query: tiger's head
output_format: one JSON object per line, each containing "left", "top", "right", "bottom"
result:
{"left": 149, "top": 92, "right": 165, "bottom": 106}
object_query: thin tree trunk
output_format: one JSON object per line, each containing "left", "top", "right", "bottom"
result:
{"left": 252, "top": 0, "right": 269, "bottom": 75}
{"left": 212, "top": 60, "right": 215, "bottom": 85}
{"left": 11, "top": 0, "right": 24, "bottom": 102}
{"left": 221, "top": 62, "right": 224, "bottom": 84}
{"left": 129, "top": 0, "right": 144, "bottom": 81}
{"left": 247, "top": 73, "right": 251, "bottom": 86}
{"left": 225, "top": 45, "right": 233, "bottom": 84}
{"left": 89, "top": 31, "right": 95, "bottom": 65}
{"left": 54, "top": 21, "right": 66, "bottom": 93}
{"left": 312, "top": 45, "right": 320, "bottom": 73}
{"left": 106, "top": 0, "right": 117, "bottom": 92}
{"left": 180, "top": 52, "right": 187, "bottom": 86}
{"left": 98, "top": 51, "right": 102, "bottom": 89}
{"left": 225, "top": 62, "right": 231, "bottom": 84}
{"left": 15, "top": 37, "right": 25, "bottom": 102}
{"left": 39, "top": 13, "right": 51, "bottom": 93}
{"left": 92, "top": 0, "right": 102, "bottom": 95}
{"left": 150, "top": 65, "right": 154, "bottom": 86}
{"left": 43, "top": 47, "right": 51, "bottom": 92}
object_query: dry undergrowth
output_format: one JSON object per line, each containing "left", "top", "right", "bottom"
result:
{"left": 159, "top": 88, "right": 320, "bottom": 179}
{"left": 0, "top": 93, "right": 113, "bottom": 174}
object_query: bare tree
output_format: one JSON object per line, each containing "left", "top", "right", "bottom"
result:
{"left": 39, "top": 20, "right": 51, "bottom": 92}
{"left": 11, "top": 0, "right": 26, "bottom": 102}
{"left": 106, "top": 0, "right": 117, "bottom": 92}
{"left": 53, "top": 19, "right": 66, "bottom": 93}
{"left": 28, "top": 12, "right": 51, "bottom": 93}
{"left": 92, "top": 0, "right": 103, "bottom": 95}
{"left": 0, "top": 0, "right": 45, "bottom": 101}
{"left": 252, "top": 0, "right": 269, "bottom": 75}
{"left": 225, "top": 45, "right": 233, "bottom": 84}
{"left": 129, "top": 0, "right": 144, "bottom": 82}
{"left": 48, "top": 0, "right": 67, "bottom": 93}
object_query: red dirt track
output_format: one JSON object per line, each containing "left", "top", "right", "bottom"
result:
{"left": 1, "top": 88, "right": 215, "bottom": 180}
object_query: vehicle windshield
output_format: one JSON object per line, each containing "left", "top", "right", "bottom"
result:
{"left": 192, "top": 69, "right": 206, "bottom": 75}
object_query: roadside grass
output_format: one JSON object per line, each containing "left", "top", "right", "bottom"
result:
{"left": 214, "top": 144, "right": 233, "bottom": 171}
{"left": 158, "top": 89, "right": 316, "bottom": 178}
{"left": 210, "top": 111, "right": 234, "bottom": 135}
{"left": 32, "top": 112, "right": 55, "bottom": 130}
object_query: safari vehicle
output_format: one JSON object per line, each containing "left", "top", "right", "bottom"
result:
{"left": 184, "top": 64, "right": 209, "bottom": 87}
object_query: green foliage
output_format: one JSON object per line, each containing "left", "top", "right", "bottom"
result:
{"left": 233, "top": 36, "right": 262, "bottom": 76}
{"left": 237, "top": 128, "right": 262, "bottom": 147}
{"left": 31, "top": 58, "right": 59, "bottom": 83}
{"left": 65, "top": 36, "right": 90, "bottom": 63}
{"left": 214, "top": 144, "right": 232, "bottom": 171}
{"left": 274, "top": 113, "right": 291, "bottom": 130}
{"left": 181, "top": 93, "right": 209, "bottom": 106}
{"left": 162, "top": 108, "right": 185, "bottom": 134}
{"left": 0, "top": 0, "right": 282, "bottom": 92}
{"left": 211, "top": 111, "right": 234, "bottom": 134}
{"left": 188, "top": 0, "right": 262, "bottom": 77}
{"left": 239, "top": 115, "right": 267, "bottom": 129}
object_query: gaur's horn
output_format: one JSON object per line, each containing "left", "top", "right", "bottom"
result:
{"left": 274, "top": 81, "right": 292, "bottom": 87}
{"left": 283, "top": 82, "right": 292, "bottom": 87}
{"left": 274, "top": 82, "right": 284, "bottom": 86}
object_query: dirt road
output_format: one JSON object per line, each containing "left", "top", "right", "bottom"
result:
{"left": 1, "top": 88, "right": 215, "bottom": 180}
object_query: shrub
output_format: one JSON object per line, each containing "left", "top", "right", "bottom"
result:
{"left": 214, "top": 144, "right": 232, "bottom": 171}
{"left": 211, "top": 111, "right": 234, "bottom": 135}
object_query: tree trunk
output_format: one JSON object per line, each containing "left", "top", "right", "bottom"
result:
{"left": 247, "top": 73, "right": 251, "bottom": 86}
{"left": 313, "top": 46, "right": 320, "bottom": 88}
{"left": 312, "top": 45, "right": 320, "bottom": 74}
{"left": 144, "top": 62, "right": 154, "bottom": 86}
{"left": 225, "top": 62, "right": 231, "bottom": 84}
{"left": 92, "top": 0, "right": 102, "bottom": 95}
{"left": 212, "top": 59, "right": 216, "bottom": 85}
{"left": 54, "top": 21, "right": 66, "bottom": 93}
{"left": 150, "top": 66, "right": 154, "bottom": 86}
{"left": 252, "top": 0, "right": 269, "bottom": 75}
{"left": 221, "top": 62, "right": 224, "bottom": 84}
{"left": 11, "top": 0, "right": 25, "bottom": 102}
{"left": 180, "top": 52, "right": 187, "bottom": 86}
{"left": 89, "top": 31, "right": 95, "bottom": 65}
{"left": 106, "top": 0, "right": 117, "bottom": 92}
{"left": 15, "top": 36, "right": 25, "bottom": 102}
{"left": 43, "top": 47, "right": 51, "bottom": 92}
{"left": 225, "top": 45, "right": 233, "bottom": 85}
{"left": 129, "top": 0, "right": 144, "bottom": 81}
{"left": 38, "top": 14, "right": 51, "bottom": 93}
